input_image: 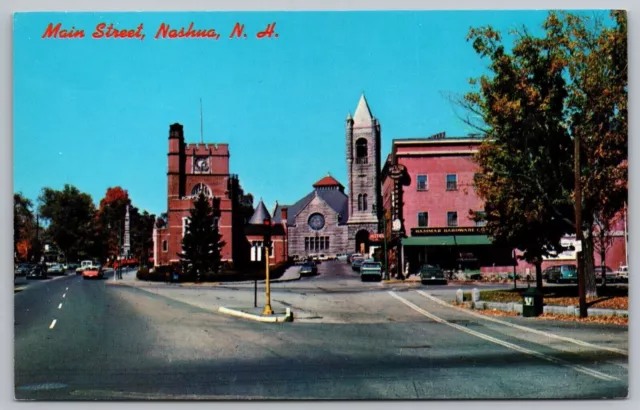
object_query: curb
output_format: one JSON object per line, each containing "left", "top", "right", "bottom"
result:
{"left": 470, "top": 301, "right": 628, "bottom": 317}
{"left": 218, "top": 306, "right": 294, "bottom": 323}
{"left": 14, "top": 286, "right": 26, "bottom": 293}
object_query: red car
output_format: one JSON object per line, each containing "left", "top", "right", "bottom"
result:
{"left": 82, "top": 265, "right": 104, "bottom": 280}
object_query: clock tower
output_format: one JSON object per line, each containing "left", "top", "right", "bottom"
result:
{"left": 346, "top": 94, "right": 382, "bottom": 253}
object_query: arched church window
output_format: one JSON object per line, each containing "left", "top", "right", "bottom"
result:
{"left": 363, "top": 194, "right": 368, "bottom": 211}
{"left": 358, "top": 194, "right": 362, "bottom": 211}
{"left": 355, "top": 138, "right": 368, "bottom": 164}
{"left": 191, "top": 183, "right": 212, "bottom": 198}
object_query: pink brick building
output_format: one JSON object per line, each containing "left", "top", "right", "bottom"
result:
{"left": 381, "top": 133, "right": 628, "bottom": 277}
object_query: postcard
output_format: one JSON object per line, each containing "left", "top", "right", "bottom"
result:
{"left": 13, "top": 9, "right": 628, "bottom": 400}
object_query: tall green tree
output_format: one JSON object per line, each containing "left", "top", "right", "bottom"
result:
{"left": 38, "top": 184, "right": 97, "bottom": 262}
{"left": 178, "top": 192, "right": 225, "bottom": 282}
{"left": 544, "top": 11, "right": 628, "bottom": 296}
{"left": 130, "top": 208, "right": 156, "bottom": 265}
{"left": 461, "top": 12, "right": 627, "bottom": 297}
{"left": 463, "top": 25, "right": 574, "bottom": 289}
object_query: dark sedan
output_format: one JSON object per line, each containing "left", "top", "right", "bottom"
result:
{"left": 419, "top": 264, "right": 447, "bottom": 285}
{"left": 26, "top": 265, "right": 48, "bottom": 280}
{"left": 299, "top": 262, "right": 318, "bottom": 276}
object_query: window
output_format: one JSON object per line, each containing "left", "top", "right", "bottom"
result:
{"left": 325, "top": 237, "right": 330, "bottom": 250}
{"left": 446, "top": 174, "right": 457, "bottom": 190}
{"left": 305, "top": 237, "right": 309, "bottom": 251}
{"left": 358, "top": 194, "right": 362, "bottom": 211}
{"left": 320, "top": 237, "right": 325, "bottom": 250}
{"left": 363, "top": 194, "right": 368, "bottom": 211}
{"left": 182, "top": 217, "right": 189, "bottom": 238}
{"left": 418, "top": 212, "right": 429, "bottom": 227}
{"left": 447, "top": 212, "right": 458, "bottom": 227}
{"left": 355, "top": 138, "right": 368, "bottom": 164}
{"left": 162, "top": 240, "right": 168, "bottom": 252}
{"left": 270, "top": 244, "right": 275, "bottom": 258}
{"left": 417, "top": 175, "right": 428, "bottom": 191}
{"left": 191, "top": 183, "right": 212, "bottom": 197}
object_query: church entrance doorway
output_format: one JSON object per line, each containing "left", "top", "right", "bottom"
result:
{"left": 355, "top": 230, "right": 370, "bottom": 255}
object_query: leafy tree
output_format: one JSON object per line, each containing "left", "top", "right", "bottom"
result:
{"left": 463, "top": 25, "right": 574, "bottom": 289}
{"left": 130, "top": 208, "right": 155, "bottom": 265}
{"left": 38, "top": 185, "right": 97, "bottom": 263}
{"left": 460, "top": 12, "right": 627, "bottom": 297}
{"left": 96, "top": 187, "right": 132, "bottom": 260}
{"left": 178, "top": 192, "right": 225, "bottom": 282}
{"left": 14, "top": 193, "right": 35, "bottom": 262}
{"left": 544, "top": 11, "right": 628, "bottom": 296}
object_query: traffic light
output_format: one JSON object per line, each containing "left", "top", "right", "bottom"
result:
{"left": 263, "top": 218, "right": 272, "bottom": 249}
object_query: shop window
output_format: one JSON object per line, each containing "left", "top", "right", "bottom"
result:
{"left": 446, "top": 174, "right": 458, "bottom": 191}
{"left": 417, "top": 175, "right": 428, "bottom": 191}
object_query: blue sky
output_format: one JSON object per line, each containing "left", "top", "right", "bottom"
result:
{"left": 14, "top": 10, "right": 565, "bottom": 216}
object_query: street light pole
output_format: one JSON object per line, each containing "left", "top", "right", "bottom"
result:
{"left": 263, "top": 218, "right": 273, "bottom": 315}
{"left": 575, "top": 134, "right": 587, "bottom": 318}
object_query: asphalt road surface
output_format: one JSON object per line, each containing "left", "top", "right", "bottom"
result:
{"left": 14, "top": 265, "right": 628, "bottom": 400}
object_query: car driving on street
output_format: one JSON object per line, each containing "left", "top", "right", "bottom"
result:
{"left": 419, "top": 264, "right": 447, "bottom": 285}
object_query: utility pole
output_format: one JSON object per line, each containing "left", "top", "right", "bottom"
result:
{"left": 575, "top": 134, "right": 587, "bottom": 318}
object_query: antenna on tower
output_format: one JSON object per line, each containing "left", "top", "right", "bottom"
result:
{"left": 200, "top": 98, "right": 204, "bottom": 144}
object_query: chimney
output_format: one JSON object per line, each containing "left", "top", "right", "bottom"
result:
{"left": 281, "top": 207, "right": 288, "bottom": 223}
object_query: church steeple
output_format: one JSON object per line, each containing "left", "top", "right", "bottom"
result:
{"left": 353, "top": 93, "right": 374, "bottom": 125}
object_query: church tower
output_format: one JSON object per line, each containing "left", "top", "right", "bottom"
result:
{"left": 346, "top": 94, "right": 382, "bottom": 253}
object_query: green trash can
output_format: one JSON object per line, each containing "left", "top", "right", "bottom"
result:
{"left": 522, "top": 287, "right": 544, "bottom": 317}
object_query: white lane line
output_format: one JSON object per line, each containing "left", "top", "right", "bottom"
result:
{"left": 416, "top": 290, "right": 628, "bottom": 356}
{"left": 49, "top": 319, "right": 57, "bottom": 329}
{"left": 62, "top": 293, "right": 66, "bottom": 298}
{"left": 388, "top": 291, "right": 619, "bottom": 382}
{"left": 58, "top": 303, "right": 62, "bottom": 309}
{"left": 66, "top": 287, "right": 68, "bottom": 291}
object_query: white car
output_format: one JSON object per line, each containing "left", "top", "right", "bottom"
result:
{"left": 615, "top": 265, "right": 628, "bottom": 281}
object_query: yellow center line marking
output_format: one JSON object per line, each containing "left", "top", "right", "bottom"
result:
{"left": 388, "top": 291, "right": 619, "bottom": 382}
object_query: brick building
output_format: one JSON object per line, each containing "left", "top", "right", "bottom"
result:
{"left": 381, "top": 132, "right": 628, "bottom": 277}
{"left": 244, "top": 200, "right": 289, "bottom": 266}
{"left": 152, "top": 123, "right": 250, "bottom": 268}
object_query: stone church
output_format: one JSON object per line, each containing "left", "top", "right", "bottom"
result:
{"left": 272, "top": 94, "right": 382, "bottom": 259}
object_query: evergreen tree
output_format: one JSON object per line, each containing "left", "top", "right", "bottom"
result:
{"left": 178, "top": 192, "right": 225, "bottom": 282}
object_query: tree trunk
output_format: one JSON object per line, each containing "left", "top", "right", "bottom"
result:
{"left": 599, "top": 229, "right": 607, "bottom": 289}
{"left": 582, "top": 229, "right": 598, "bottom": 298}
{"left": 535, "top": 258, "right": 543, "bottom": 291}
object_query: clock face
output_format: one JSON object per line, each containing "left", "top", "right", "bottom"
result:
{"left": 308, "top": 213, "right": 325, "bottom": 231}
{"left": 195, "top": 157, "right": 209, "bottom": 172}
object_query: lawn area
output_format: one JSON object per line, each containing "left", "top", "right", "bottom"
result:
{"left": 464, "top": 285, "right": 628, "bottom": 310}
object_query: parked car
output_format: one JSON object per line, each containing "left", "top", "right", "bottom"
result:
{"left": 360, "top": 262, "right": 383, "bottom": 281}
{"left": 419, "top": 264, "right": 447, "bottom": 285}
{"left": 48, "top": 264, "right": 66, "bottom": 275}
{"left": 615, "top": 265, "right": 628, "bottom": 282}
{"left": 546, "top": 264, "right": 578, "bottom": 283}
{"left": 348, "top": 253, "right": 362, "bottom": 264}
{"left": 336, "top": 253, "right": 350, "bottom": 262}
{"left": 14, "top": 264, "right": 32, "bottom": 276}
{"left": 351, "top": 256, "right": 365, "bottom": 271}
{"left": 594, "top": 265, "right": 617, "bottom": 283}
{"left": 26, "top": 264, "right": 47, "bottom": 280}
{"left": 299, "top": 262, "right": 318, "bottom": 276}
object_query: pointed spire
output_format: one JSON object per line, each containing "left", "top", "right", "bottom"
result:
{"left": 353, "top": 93, "right": 373, "bottom": 125}
{"left": 249, "top": 199, "right": 272, "bottom": 224}
{"left": 346, "top": 112, "right": 353, "bottom": 121}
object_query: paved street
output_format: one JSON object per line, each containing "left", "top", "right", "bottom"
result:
{"left": 14, "top": 262, "right": 628, "bottom": 400}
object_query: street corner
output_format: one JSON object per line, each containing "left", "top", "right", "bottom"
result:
{"left": 218, "top": 306, "right": 294, "bottom": 323}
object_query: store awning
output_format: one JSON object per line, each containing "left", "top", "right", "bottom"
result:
{"left": 402, "top": 235, "right": 493, "bottom": 246}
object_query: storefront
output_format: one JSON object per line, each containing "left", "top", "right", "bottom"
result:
{"left": 401, "top": 227, "right": 514, "bottom": 274}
